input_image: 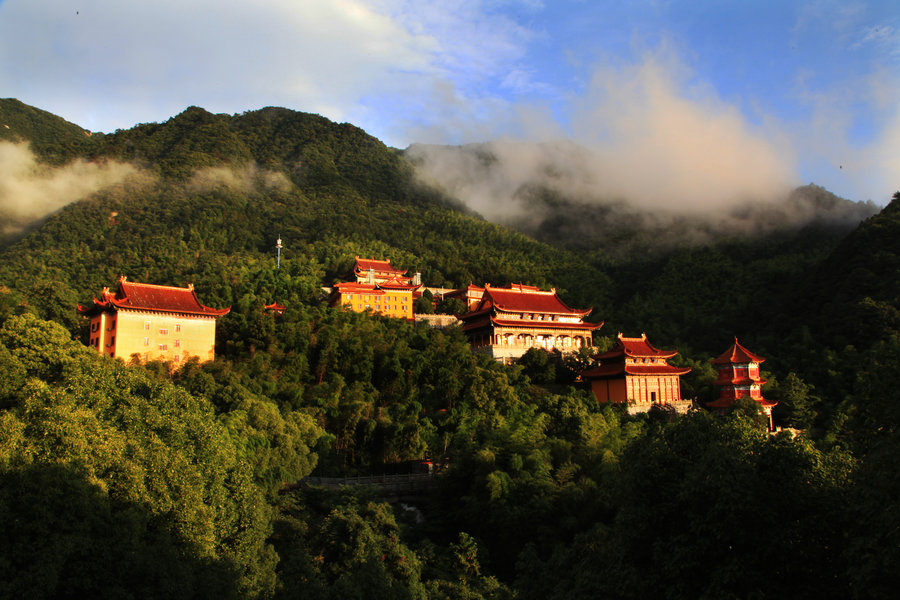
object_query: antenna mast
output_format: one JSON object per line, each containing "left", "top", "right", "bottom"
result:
{"left": 276, "top": 235, "right": 283, "bottom": 269}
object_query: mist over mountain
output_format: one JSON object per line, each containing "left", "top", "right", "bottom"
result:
{"left": 406, "top": 140, "right": 878, "bottom": 255}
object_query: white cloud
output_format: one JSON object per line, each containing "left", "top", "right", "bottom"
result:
{"left": 0, "top": 142, "right": 141, "bottom": 231}
{"left": 0, "top": 0, "right": 535, "bottom": 140}
{"left": 412, "top": 48, "right": 799, "bottom": 220}
{"left": 0, "top": 0, "right": 443, "bottom": 131}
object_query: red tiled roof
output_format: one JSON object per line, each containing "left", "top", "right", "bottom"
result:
{"left": 377, "top": 274, "right": 421, "bottom": 290}
{"left": 594, "top": 333, "right": 678, "bottom": 360}
{"left": 461, "top": 315, "right": 602, "bottom": 332}
{"left": 712, "top": 338, "right": 766, "bottom": 365}
{"left": 583, "top": 362, "right": 691, "bottom": 379}
{"left": 474, "top": 283, "right": 592, "bottom": 316}
{"left": 354, "top": 256, "right": 407, "bottom": 275}
{"left": 91, "top": 277, "right": 230, "bottom": 317}
{"left": 333, "top": 282, "right": 387, "bottom": 295}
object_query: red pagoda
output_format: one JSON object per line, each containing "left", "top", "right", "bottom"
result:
{"left": 582, "top": 333, "right": 692, "bottom": 414}
{"left": 708, "top": 338, "right": 776, "bottom": 430}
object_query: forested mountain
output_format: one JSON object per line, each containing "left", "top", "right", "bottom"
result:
{"left": 1, "top": 99, "right": 898, "bottom": 599}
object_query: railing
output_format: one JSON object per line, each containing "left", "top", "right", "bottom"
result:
{"left": 283, "top": 473, "right": 435, "bottom": 495}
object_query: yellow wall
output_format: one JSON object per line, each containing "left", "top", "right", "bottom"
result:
{"left": 90, "top": 309, "right": 218, "bottom": 364}
{"left": 338, "top": 289, "right": 413, "bottom": 319}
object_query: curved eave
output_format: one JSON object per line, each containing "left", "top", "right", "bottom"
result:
{"left": 378, "top": 283, "right": 421, "bottom": 291}
{"left": 707, "top": 397, "right": 777, "bottom": 409}
{"left": 624, "top": 349, "right": 678, "bottom": 359}
{"left": 583, "top": 363, "right": 690, "bottom": 379}
{"left": 463, "top": 315, "right": 601, "bottom": 332}
{"left": 492, "top": 317, "right": 602, "bottom": 330}
{"left": 105, "top": 300, "right": 231, "bottom": 318}
{"left": 625, "top": 364, "right": 691, "bottom": 376}
{"left": 713, "top": 377, "right": 768, "bottom": 386}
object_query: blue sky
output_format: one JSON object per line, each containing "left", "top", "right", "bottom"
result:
{"left": 0, "top": 0, "right": 897, "bottom": 206}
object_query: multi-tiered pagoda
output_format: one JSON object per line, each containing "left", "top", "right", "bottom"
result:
{"left": 708, "top": 338, "right": 776, "bottom": 430}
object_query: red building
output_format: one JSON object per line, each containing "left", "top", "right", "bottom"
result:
{"left": 708, "top": 338, "right": 776, "bottom": 429}
{"left": 582, "top": 333, "right": 692, "bottom": 414}
{"left": 458, "top": 283, "right": 602, "bottom": 363}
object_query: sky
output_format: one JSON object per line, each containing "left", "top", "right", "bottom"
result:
{"left": 0, "top": 0, "right": 897, "bottom": 206}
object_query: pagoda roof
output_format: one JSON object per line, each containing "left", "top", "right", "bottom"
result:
{"left": 594, "top": 333, "right": 679, "bottom": 361}
{"left": 264, "top": 302, "right": 287, "bottom": 311}
{"left": 354, "top": 256, "right": 408, "bottom": 275}
{"left": 712, "top": 338, "right": 766, "bottom": 365}
{"left": 707, "top": 396, "right": 777, "bottom": 409}
{"left": 465, "top": 283, "right": 593, "bottom": 318}
{"left": 84, "top": 277, "right": 230, "bottom": 317}
{"left": 377, "top": 274, "right": 421, "bottom": 290}
{"left": 582, "top": 362, "right": 692, "bottom": 379}
{"left": 333, "top": 281, "right": 387, "bottom": 295}
{"left": 461, "top": 314, "right": 603, "bottom": 332}
{"left": 712, "top": 375, "right": 769, "bottom": 387}
{"left": 333, "top": 278, "right": 418, "bottom": 293}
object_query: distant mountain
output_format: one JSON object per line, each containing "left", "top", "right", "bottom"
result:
{"left": 790, "top": 192, "right": 900, "bottom": 350}
{"left": 0, "top": 98, "right": 95, "bottom": 164}
{"left": 405, "top": 141, "right": 879, "bottom": 259}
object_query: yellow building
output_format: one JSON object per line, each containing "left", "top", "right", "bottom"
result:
{"left": 330, "top": 279, "right": 416, "bottom": 319}
{"left": 80, "top": 277, "right": 230, "bottom": 364}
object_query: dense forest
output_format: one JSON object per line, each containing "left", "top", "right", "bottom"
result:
{"left": 1, "top": 98, "right": 898, "bottom": 598}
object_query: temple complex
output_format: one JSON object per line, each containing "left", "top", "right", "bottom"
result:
{"left": 329, "top": 257, "right": 423, "bottom": 319}
{"left": 457, "top": 283, "right": 602, "bottom": 363}
{"left": 80, "top": 276, "right": 230, "bottom": 364}
{"left": 708, "top": 338, "right": 776, "bottom": 430}
{"left": 582, "top": 333, "right": 692, "bottom": 414}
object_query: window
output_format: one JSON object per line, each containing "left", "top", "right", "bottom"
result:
{"left": 174, "top": 339, "right": 181, "bottom": 348}
{"left": 174, "top": 355, "right": 180, "bottom": 363}
{"left": 91, "top": 322, "right": 98, "bottom": 332}
{"left": 159, "top": 328, "right": 169, "bottom": 335}
{"left": 144, "top": 320, "right": 151, "bottom": 330}
{"left": 158, "top": 344, "right": 167, "bottom": 351}
{"left": 143, "top": 337, "right": 149, "bottom": 346}
{"left": 175, "top": 323, "right": 181, "bottom": 333}
{"left": 143, "top": 352, "right": 149, "bottom": 362}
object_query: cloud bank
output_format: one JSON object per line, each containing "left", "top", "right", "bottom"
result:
{"left": 410, "top": 51, "right": 799, "bottom": 222}
{"left": 0, "top": 142, "right": 140, "bottom": 233}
